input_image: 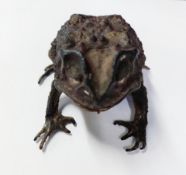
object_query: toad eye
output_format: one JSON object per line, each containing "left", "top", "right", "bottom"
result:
{"left": 114, "top": 49, "right": 138, "bottom": 81}
{"left": 58, "top": 50, "right": 86, "bottom": 85}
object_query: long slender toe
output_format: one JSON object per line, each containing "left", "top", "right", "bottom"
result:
{"left": 121, "top": 131, "right": 133, "bottom": 140}
{"left": 126, "top": 139, "right": 140, "bottom": 152}
{"left": 39, "top": 130, "right": 52, "bottom": 150}
{"left": 38, "top": 65, "right": 54, "bottom": 84}
{"left": 63, "top": 117, "right": 77, "bottom": 126}
{"left": 113, "top": 120, "right": 130, "bottom": 128}
{"left": 140, "top": 140, "right": 146, "bottom": 150}
{"left": 34, "top": 127, "right": 45, "bottom": 141}
{"left": 61, "top": 127, "right": 71, "bottom": 134}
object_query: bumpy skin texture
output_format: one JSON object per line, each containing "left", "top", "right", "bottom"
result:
{"left": 52, "top": 14, "right": 145, "bottom": 111}
{"left": 34, "top": 14, "right": 148, "bottom": 152}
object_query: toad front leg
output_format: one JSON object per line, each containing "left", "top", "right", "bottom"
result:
{"left": 34, "top": 81, "right": 77, "bottom": 150}
{"left": 114, "top": 84, "right": 148, "bottom": 152}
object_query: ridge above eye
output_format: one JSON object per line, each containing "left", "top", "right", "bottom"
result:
{"left": 55, "top": 49, "right": 87, "bottom": 84}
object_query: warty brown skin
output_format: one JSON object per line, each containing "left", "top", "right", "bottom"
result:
{"left": 34, "top": 14, "right": 148, "bottom": 152}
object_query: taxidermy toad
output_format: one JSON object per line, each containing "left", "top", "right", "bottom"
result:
{"left": 34, "top": 14, "right": 148, "bottom": 152}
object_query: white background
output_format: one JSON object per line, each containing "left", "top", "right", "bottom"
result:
{"left": 0, "top": 0, "right": 186, "bottom": 175}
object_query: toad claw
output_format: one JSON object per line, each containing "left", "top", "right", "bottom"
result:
{"left": 38, "top": 64, "right": 54, "bottom": 85}
{"left": 34, "top": 114, "right": 77, "bottom": 150}
{"left": 113, "top": 119, "right": 146, "bottom": 152}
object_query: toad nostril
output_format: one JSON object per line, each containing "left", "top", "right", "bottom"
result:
{"left": 91, "top": 35, "right": 97, "bottom": 42}
{"left": 101, "top": 36, "right": 109, "bottom": 45}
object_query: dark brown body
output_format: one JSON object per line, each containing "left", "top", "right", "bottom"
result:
{"left": 35, "top": 14, "right": 149, "bottom": 152}
{"left": 50, "top": 14, "right": 145, "bottom": 112}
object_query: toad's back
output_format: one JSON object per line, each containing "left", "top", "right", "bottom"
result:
{"left": 50, "top": 14, "right": 145, "bottom": 64}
